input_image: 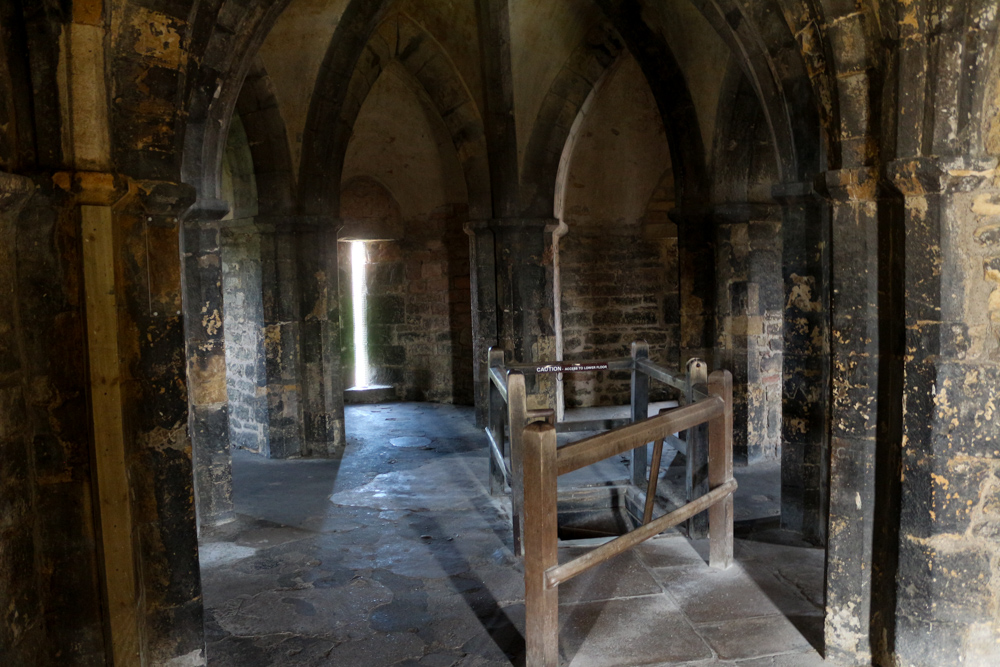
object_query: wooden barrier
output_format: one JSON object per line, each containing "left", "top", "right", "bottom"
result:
{"left": 522, "top": 370, "right": 734, "bottom": 666}
{"left": 485, "top": 342, "right": 723, "bottom": 556}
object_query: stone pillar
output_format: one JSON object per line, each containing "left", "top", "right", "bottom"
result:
{"left": 673, "top": 210, "right": 716, "bottom": 367}
{"left": 0, "top": 172, "right": 97, "bottom": 664}
{"left": 0, "top": 179, "right": 38, "bottom": 665}
{"left": 820, "top": 167, "right": 885, "bottom": 665}
{"left": 887, "top": 156, "right": 1000, "bottom": 665}
{"left": 258, "top": 217, "right": 305, "bottom": 457}
{"left": 182, "top": 199, "right": 234, "bottom": 530}
{"left": 444, "top": 212, "right": 475, "bottom": 405}
{"left": 492, "top": 218, "right": 558, "bottom": 410}
{"left": 772, "top": 182, "right": 831, "bottom": 544}
{"left": 296, "top": 215, "right": 346, "bottom": 457}
{"left": 114, "top": 180, "right": 205, "bottom": 664}
{"left": 713, "top": 204, "right": 783, "bottom": 464}
{"left": 219, "top": 218, "right": 271, "bottom": 457}
{"left": 465, "top": 220, "right": 499, "bottom": 426}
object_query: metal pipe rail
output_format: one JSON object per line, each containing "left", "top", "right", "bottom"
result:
{"left": 522, "top": 370, "right": 735, "bottom": 666}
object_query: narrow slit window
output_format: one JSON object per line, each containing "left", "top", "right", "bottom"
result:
{"left": 351, "top": 240, "right": 370, "bottom": 388}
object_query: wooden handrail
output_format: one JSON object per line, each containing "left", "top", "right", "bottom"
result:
{"left": 555, "top": 397, "right": 724, "bottom": 476}
{"left": 486, "top": 341, "right": 720, "bottom": 561}
{"left": 488, "top": 352, "right": 693, "bottom": 405}
{"left": 485, "top": 427, "right": 510, "bottom": 481}
{"left": 488, "top": 365, "right": 508, "bottom": 403}
{"left": 545, "top": 479, "right": 738, "bottom": 589}
{"left": 635, "top": 357, "right": 689, "bottom": 393}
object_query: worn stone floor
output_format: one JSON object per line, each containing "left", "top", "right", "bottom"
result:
{"left": 200, "top": 402, "right": 826, "bottom": 666}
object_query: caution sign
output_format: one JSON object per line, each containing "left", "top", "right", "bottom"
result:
{"left": 534, "top": 362, "right": 610, "bottom": 374}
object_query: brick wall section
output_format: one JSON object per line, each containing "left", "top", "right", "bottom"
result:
{"left": 221, "top": 228, "right": 268, "bottom": 454}
{"left": 339, "top": 205, "right": 473, "bottom": 404}
{"left": 560, "top": 223, "right": 680, "bottom": 407}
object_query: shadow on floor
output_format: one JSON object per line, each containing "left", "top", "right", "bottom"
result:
{"left": 198, "top": 402, "right": 826, "bottom": 666}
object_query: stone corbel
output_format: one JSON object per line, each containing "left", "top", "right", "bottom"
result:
{"left": 52, "top": 170, "right": 127, "bottom": 206}
{"left": 112, "top": 179, "right": 197, "bottom": 222}
{"left": 818, "top": 166, "right": 881, "bottom": 203}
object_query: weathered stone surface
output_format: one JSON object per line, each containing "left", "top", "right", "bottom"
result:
{"left": 715, "top": 214, "right": 783, "bottom": 464}
{"left": 201, "top": 403, "right": 823, "bottom": 667}
{"left": 0, "top": 180, "right": 106, "bottom": 666}
{"left": 6, "top": 2, "right": 1000, "bottom": 665}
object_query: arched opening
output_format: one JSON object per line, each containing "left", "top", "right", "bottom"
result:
{"left": 554, "top": 52, "right": 679, "bottom": 410}
{"left": 337, "top": 60, "right": 472, "bottom": 405}
{"left": 185, "top": 0, "right": 846, "bottom": 663}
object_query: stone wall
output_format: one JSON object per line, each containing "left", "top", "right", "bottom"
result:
{"left": 715, "top": 219, "right": 783, "bottom": 464}
{"left": 889, "top": 159, "right": 1000, "bottom": 665}
{"left": 220, "top": 116, "right": 268, "bottom": 455}
{"left": 339, "top": 205, "right": 473, "bottom": 404}
{"left": 560, "top": 226, "right": 679, "bottom": 407}
{"left": 222, "top": 228, "right": 268, "bottom": 454}
{"left": 556, "top": 53, "right": 679, "bottom": 408}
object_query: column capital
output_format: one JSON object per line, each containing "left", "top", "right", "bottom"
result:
{"left": 771, "top": 180, "right": 823, "bottom": 205}
{"left": 819, "top": 166, "right": 880, "bottom": 202}
{"left": 114, "top": 179, "right": 196, "bottom": 225}
{"left": 52, "top": 170, "right": 128, "bottom": 206}
{"left": 464, "top": 218, "right": 559, "bottom": 235}
{"left": 182, "top": 198, "right": 230, "bottom": 225}
{"left": 701, "top": 202, "right": 781, "bottom": 224}
{"left": 464, "top": 219, "right": 490, "bottom": 236}
{"left": 667, "top": 206, "right": 710, "bottom": 226}
{"left": 887, "top": 156, "right": 999, "bottom": 196}
{"left": 216, "top": 217, "right": 259, "bottom": 232}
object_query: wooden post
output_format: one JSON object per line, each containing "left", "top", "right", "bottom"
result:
{"left": 686, "top": 358, "right": 710, "bottom": 537}
{"left": 523, "top": 421, "right": 559, "bottom": 667}
{"left": 630, "top": 341, "right": 650, "bottom": 489}
{"left": 488, "top": 347, "right": 506, "bottom": 495}
{"left": 508, "top": 371, "right": 528, "bottom": 557}
{"left": 708, "top": 370, "right": 734, "bottom": 569}
{"left": 643, "top": 438, "right": 664, "bottom": 524}
{"left": 82, "top": 205, "right": 141, "bottom": 665}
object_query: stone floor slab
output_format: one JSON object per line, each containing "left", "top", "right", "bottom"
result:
{"left": 201, "top": 403, "right": 826, "bottom": 666}
{"left": 694, "top": 614, "right": 814, "bottom": 661}
{"left": 651, "top": 562, "right": 820, "bottom": 624}
{"left": 561, "top": 596, "right": 713, "bottom": 666}
{"left": 556, "top": 547, "right": 663, "bottom": 603}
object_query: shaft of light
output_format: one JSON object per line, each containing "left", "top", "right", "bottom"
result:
{"left": 351, "top": 241, "right": 370, "bottom": 388}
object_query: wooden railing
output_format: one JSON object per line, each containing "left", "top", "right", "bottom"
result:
{"left": 522, "top": 369, "right": 734, "bottom": 666}
{"left": 485, "top": 341, "right": 717, "bottom": 555}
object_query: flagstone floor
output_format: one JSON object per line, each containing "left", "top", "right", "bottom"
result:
{"left": 200, "top": 402, "right": 826, "bottom": 666}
